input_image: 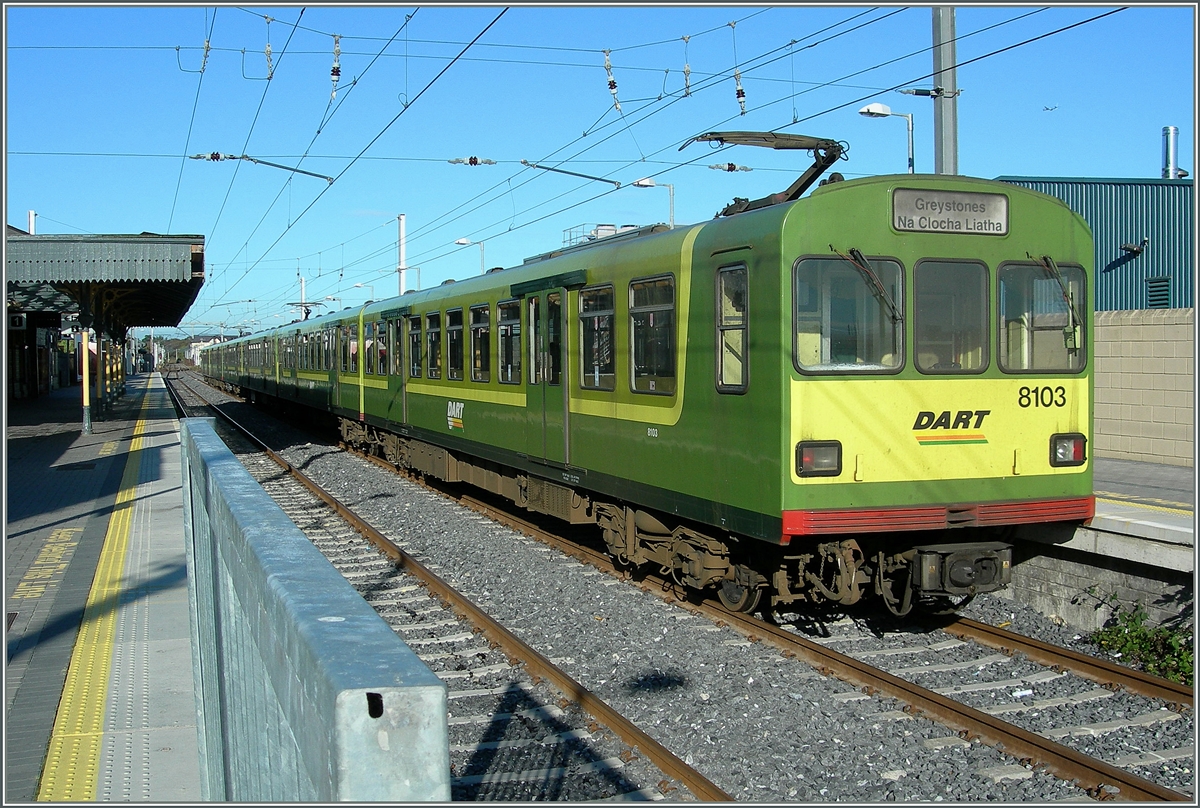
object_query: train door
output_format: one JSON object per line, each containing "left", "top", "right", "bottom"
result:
{"left": 267, "top": 336, "right": 279, "bottom": 397}
{"left": 331, "top": 324, "right": 342, "bottom": 413}
{"left": 526, "top": 290, "right": 568, "bottom": 465}
{"left": 289, "top": 330, "right": 300, "bottom": 397}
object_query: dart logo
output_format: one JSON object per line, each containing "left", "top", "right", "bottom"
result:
{"left": 912, "top": 410, "right": 990, "bottom": 445}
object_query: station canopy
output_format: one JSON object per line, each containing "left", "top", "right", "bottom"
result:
{"left": 5, "top": 229, "right": 205, "bottom": 338}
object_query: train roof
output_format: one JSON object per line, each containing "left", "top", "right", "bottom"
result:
{"left": 207, "top": 172, "right": 1088, "bottom": 349}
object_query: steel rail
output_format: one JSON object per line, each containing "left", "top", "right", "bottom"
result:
{"left": 713, "top": 608, "right": 1189, "bottom": 802}
{"left": 177, "top": 391, "right": 733, "bottom": 802}
{"left": 944, "top": 618, "right": 1193, "bottom": 709}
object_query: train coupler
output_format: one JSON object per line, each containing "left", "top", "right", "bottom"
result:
{"left": 912, "top": 541, "right": 1012, "bottom": 596}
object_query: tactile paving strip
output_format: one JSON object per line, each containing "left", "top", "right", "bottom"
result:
{"left": 36, "top": 395, "right": 151, "bottom": 801}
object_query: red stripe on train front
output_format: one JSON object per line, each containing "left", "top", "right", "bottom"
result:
{"left": 781, "top": 496, "right": 1095, "bottom": 537}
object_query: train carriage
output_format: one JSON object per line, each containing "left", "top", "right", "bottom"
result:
{"left": 205, "top": 138, "right": 1093, "bottom": 616}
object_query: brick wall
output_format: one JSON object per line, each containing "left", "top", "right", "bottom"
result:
{"left": 999, "top": 540, "right": 1192, "bottom": 632}
{"left": 1093, "top": 308, "right": 1194, "bottom": 467}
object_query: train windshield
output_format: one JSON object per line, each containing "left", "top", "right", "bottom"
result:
{"left": 914, "top": 260, "right": 989, "bottom": 374}
{"left": 793, "top": 256, "right": 903, "bottom": 372}
{"left": 998, "top": 261, "right": 1087, "bottom": 372}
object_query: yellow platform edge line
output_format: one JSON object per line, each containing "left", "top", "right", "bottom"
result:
{"left": 37, "top": 388, "right": 154, "bottom": 802}
{"left": 1095, "top": 495, "right": 1194, "bottom": 516}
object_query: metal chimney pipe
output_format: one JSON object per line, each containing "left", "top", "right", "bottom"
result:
{"left": 1162, "top": 126, "right": 1179, "bottom": 179}
{"left": 28, "top": 210, "right": 35, "bottom": 234}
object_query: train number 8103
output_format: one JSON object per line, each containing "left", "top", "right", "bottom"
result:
{"left": 1018, "top": 385, "right": 1067, "bottom": 408}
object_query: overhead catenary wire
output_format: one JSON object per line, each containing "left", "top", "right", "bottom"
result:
{"left": 208, "top": 8, "right": 508, "bottom": 308}
{"left": 399, "top": 7, "right": 906, "bottom": 249}
{"left": 369, "top": 7, "right": 1129, "bottom": 286}
{"left": 167, "top": 8, "right": 219, "bottom": 232}
{"left": 206, "top": 8, "right": 306, "bottom": 249}
{"left": 194, "top": 5, "right": 1041, "bottom": 314}
{"left": 391, "top": 8, "right": 902, "bottom": 269}
{"left": 400, "top": 5, "right": 1069, "bottom": 260}
{"left": 182, "top": 7, "right": 1121, "bottom": 328}
{"left": 206, "top": 11, "right": 418, "bottom": 314}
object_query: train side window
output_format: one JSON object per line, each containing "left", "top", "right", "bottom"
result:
{"left": 717, "top": 266, "right": 748, "bottom": 392}
{"left": 425, "top": 312, "right": 442, "bottom": 379}
{"left": 546, "top": 292, "right": 562, "bottom": 386}
{"left": 528, "top": 297, "right": 542, "bottom": 384}
{"left": 408, "top": 316, "right": 423, "bottom": 378}
{"left": 793, "top": 256, "right": 903, "bottom": 374}
{"left": 364, "top": 322, "right": 375, "bottom": 375}
{"left": 388, "top": 319, "right": 402, "bottom": 376}
{"left": 376, "top": 320, "right": 388, "bottom": 375}
{"left": 629, "top": 275, "right": 675, "bottom": 395}
{"left": 998, "top": 261, "right": 1086, "bottom": 373}
{"left": 497, "top": 299, "right": 521, "bottom": 384}
{"left": 579, "top": 285, "right": 615, "bottom": 391}
{"left": 447, "top": 308, "right": 465, "bottom": 380}
{"left": 915, "top": 260, "right": 988, "bottom": 374}
{"left": 470, "top": 304, "right": 491, "bottom": 382}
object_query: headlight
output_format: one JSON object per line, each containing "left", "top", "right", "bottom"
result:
{"left": 1050, "top": 433, "right": 1087, "bottom": 467}
{"left": 796, "top": 441, "right": 842, "bottom": 477}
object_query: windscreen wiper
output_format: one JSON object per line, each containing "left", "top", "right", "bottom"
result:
{"left": 1028, "top": 253, "right": 1082, "bottom": 352}
{"left": 830, "top": 246, "right": 903, "bottom": 323}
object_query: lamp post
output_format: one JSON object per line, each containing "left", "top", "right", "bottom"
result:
{"left": 859, "top": 102, "right": 914, "bottom": 173}
{"left": 632, "top": 178, "right": 674, "bottom": 228}
{"left": 353, "top": 282, "right": 375, "bottom": 302}
{"left": 455, "top": 238, "right": 485, "bottom": 274}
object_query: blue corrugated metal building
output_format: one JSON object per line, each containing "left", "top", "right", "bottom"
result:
{"left": 996, "top": 177, "right": 1194, "bottom": 310}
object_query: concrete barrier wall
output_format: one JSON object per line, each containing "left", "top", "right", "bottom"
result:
{"left": 1093, "top": 308, "right": 1194, "bottom": 467}
{"left": 180, "top": 418, "right": 450, "bottom": 801}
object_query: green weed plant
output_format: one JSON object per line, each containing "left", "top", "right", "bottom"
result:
{"left": 1087, "top": 593, "right": 1193, "bottom": 686}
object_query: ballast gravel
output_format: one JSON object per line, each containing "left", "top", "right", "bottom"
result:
{"left": 211, "top": 396, "right": 1190, "bottom": 802}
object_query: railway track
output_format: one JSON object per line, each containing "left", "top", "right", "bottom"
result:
{"left": 168, "top": 370, "right": 1193, "bottom": 801}
{"left": 430, "top": 489, "right": 1195, "bottom": 802}
{"left": 166, "top": 372, "right": 726, "bottom": 802}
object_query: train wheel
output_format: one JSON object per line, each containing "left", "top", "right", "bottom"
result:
{"left": 717, "top": 579, "right": 762, "bottom": 613}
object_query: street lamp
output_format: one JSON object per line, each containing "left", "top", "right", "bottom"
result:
{"left": 325, "top": 295, "right": 342, "bottom": 310}
{"left": 859, "top": 102, "right": 914, "bottom": 174}
{"left": 632, "top": 178, "right": 674, "bottom": 228}
{"left": 353, "top": 282, "right": 375, "bottom": 302}
{"left": 455, "top": 238, "right": 485, "bottom": 274}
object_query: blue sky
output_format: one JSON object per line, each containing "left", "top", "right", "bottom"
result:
{"left": 5, "top": 4, "right": 1195, "bottom": 339}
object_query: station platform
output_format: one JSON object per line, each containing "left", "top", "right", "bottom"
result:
{"left": 3, "top": 376, "right": 1194, "bottom": 801}
{"left": 5, "top": 374, "right": 200, "bottom": 802}
{"left": 1085, "top": 457, "right": 1195, "bottom": 573}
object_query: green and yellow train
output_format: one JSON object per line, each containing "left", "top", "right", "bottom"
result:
{"left": 203, "top": 136, "right": 1094, "bottom": 616}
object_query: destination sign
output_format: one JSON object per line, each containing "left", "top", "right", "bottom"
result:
{"left": 892, "top": 188, "right": 1008, "bottom": 235}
